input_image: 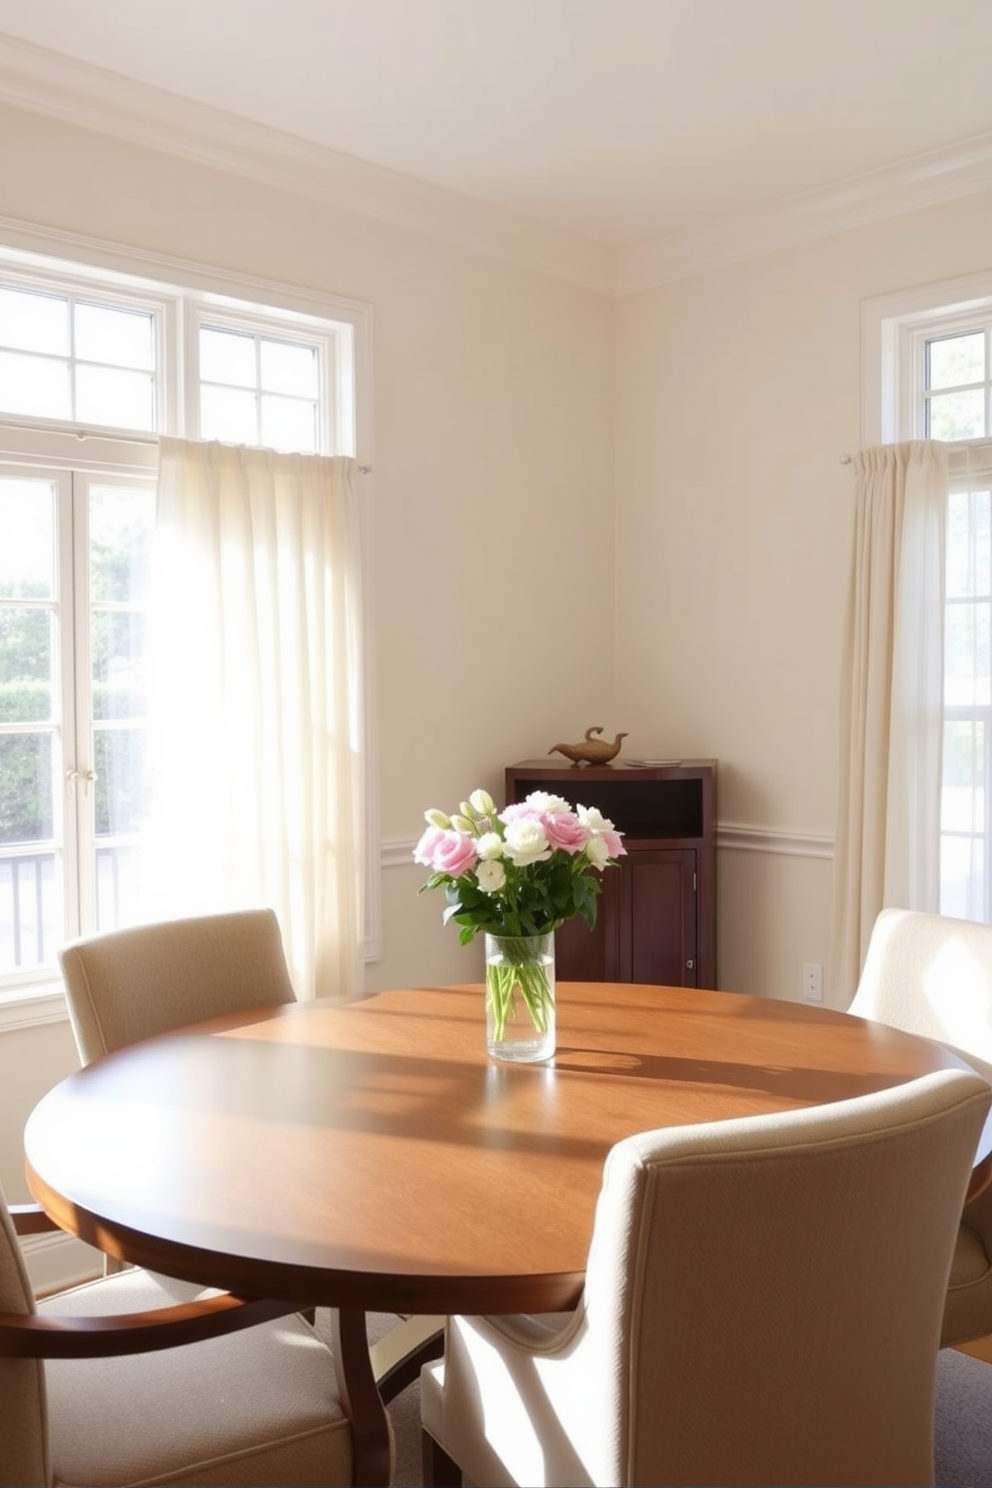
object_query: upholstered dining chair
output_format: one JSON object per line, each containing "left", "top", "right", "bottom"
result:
{"left": 54, "top": 908, "right": 444, "bottom": 1402}
{"left": 421, "top": 1068, "right": 990, "bottom": 1488}
{"left": 58, "top": 907, "right": 297, "bottom": 1065}
{"left": 0, "top": 1187, "right": 358, "bottom": 1488}
{"left": 849, "top": 906, "right": 992, "bottom": 1347}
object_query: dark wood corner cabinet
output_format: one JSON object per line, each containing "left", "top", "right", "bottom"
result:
{"left": 504, "top": 759, "right": 716, "bottom": 990}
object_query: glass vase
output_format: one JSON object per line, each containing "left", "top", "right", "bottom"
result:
{"left": 484, "top": 932, "right": 555, "bottom": 1063}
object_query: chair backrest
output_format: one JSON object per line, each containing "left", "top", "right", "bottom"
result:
{"left": 59, "top": 909, "right": 297, "bottom": 1064}
{"left": 561, "top": 1069, "right": 990, "bottom": 1488}
{"left": 850, "top": 907, "right": 992, "bottom": 1077}
{"left": 0, "top": 1185, "right": 49, "bottom": 1487}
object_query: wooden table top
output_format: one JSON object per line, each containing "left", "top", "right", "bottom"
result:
{"left": 24, "top": 981, "right": 976, "bottom": 1317}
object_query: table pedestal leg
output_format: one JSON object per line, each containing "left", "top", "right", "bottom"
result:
{"left": 331, "top": 1307, "right": 391, "bottom": 1488}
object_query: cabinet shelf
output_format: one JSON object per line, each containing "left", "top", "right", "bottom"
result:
{"left": 504, "top": 759, "right": 717, "bottom": 990}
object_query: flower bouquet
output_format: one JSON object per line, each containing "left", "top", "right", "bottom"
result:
{"left": 414, "top": 787, "right": 626, "bottom": 1054}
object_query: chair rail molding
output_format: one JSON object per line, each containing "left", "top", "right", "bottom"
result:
{"left": 384, "top": 824, "right": 834, "bottom": 868}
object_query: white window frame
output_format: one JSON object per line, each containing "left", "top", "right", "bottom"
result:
{"left": 0, "top": 216, "right": 378, "bottom": 1029}
{"left": 864, "top": 270, "right": 992, "bottom": 923}
{"left": 862, "top": 269, "right": 992, "bottom": 446}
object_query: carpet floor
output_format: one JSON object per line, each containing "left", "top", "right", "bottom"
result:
{"left": 320, "top": 1313, "right": 992, "bottom": 1487}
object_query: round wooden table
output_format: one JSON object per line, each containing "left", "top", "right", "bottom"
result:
{"left": 23, "top": 981, "right": 982, "bottom": 1484}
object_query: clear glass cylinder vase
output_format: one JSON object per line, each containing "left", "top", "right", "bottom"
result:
{"left": 484, "top": 932, "right": 555, "bottom": 1063}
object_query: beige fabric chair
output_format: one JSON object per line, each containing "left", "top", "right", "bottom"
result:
{"left": 0, "top": 1190, "right": 357, "bottom": 1488}
{"left": 849, "top": 906, "right": 992, "bottom": 1346}
{"left": 421, "top": 1068, "right": 990, "bottom": 1488}
{"left": 58, "top": 908, "right": 297, "bottom": 1066}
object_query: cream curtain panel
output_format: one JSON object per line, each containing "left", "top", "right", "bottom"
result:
{"left": 142, "top": 438, "right": 365, "bottom": 1000}
{"left": 831, "top": 440, "right": 949, "bottom": 1004}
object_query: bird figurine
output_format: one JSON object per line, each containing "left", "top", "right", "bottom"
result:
{"left": 548, "top": 727, "right": 629, "bottom": 767}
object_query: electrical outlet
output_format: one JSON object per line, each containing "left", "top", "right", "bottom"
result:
{"left": 802, "top": 962, "right": 824, "bottom": 1003}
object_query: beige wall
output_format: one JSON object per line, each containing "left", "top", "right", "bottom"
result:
{"left": 615, "top": 187, "right": 992, "bottom": 1004}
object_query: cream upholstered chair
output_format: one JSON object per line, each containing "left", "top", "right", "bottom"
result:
{"left": 55, "top": 909, "right": 443, "bottom": 1394}
{"left": 849, "top": 907, "right": 992, "bottom": 1347}
{"left": 0, "top": 1189, "right": 357, "bottom": 1488}
{"left": 421, "top": 1069, "right": 990, "bottom": 1488}
{"left": 58, "top": 908, "right": 297, "bottom": 1065}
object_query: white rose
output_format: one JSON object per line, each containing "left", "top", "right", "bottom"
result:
{"left": 476, "top": 832, "right": 504, "bottom": 860}
{"left": 526, "top": 790, "right": 571, "bottom": 815}
{"left": 577, "top": 805, "right": 616, "bottom": 834}
{"left": 502, "top": 818, "right": 553, "bottom": 867}
{"left": 585, "top": 834, "right": 610, "bottom": 867}
{"left": 476, "top": 858, "right": 507, "bottom": 892}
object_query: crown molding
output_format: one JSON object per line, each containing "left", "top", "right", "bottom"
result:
{"left": 3, "top": 34, "right": 992, "bottom": 299}
{"left": 617, "top": 130, "right": 992, "bottom": 295}
{"left": 0, "top": 35, "right": 615, "bottom": 296}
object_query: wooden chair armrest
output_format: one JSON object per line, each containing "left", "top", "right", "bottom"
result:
{"left": 0, "top": 1291, "right": 300, "bottom": 1359}
{"left": 9, "top": 1203, "right": 60, "bottom": 1237}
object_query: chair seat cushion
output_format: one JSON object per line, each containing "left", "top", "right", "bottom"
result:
{"left": 40, "top": 1269, "right": 353, "bottom": 1487}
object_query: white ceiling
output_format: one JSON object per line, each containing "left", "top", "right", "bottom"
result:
{"left": 2, "top": 0, "right": 992, "bottom": 291}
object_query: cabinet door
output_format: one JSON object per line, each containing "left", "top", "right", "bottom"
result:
{"left": 621, "top": 848, "right": 698, "bottom": 987}
{"left": 555, "top": 866, "right": 623, "bottom": 980}
{"left": 554, "top": 848, "right": 698, "bottom": 987}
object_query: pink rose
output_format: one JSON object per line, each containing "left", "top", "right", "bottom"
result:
{"left": 421, "top": 828, "right": 478, "bottom": 879}
{"left": 541, "top": 810, "right": 590, "bottom": 855}
{"left": 413, "top": 826, "right": 446, "bottom": 867}
{"left": 601, "top": 830, "right": 626, "bottom": 858}
{"left": 499, "top": 801, "right": 541, "bottom": 825}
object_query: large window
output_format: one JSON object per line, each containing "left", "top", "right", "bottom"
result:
{"left": 0, "top": 230, "right": 368, "bottom": 1002}
{"left": 869, "top": 274, "right": 992, "bottom": 920}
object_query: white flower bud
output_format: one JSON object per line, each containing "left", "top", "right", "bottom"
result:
{"left": 424, "top": 808, "right": 451, "bottom": 829}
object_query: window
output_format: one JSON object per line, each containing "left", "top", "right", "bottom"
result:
{"left": 869, "top": 273, "right": 992, "bottom": 921}
{"left": 0, "top": 228, "right": 370, "bottom": 1004}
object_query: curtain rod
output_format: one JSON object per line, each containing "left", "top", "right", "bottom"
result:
{"left": 0, "top": 418, "right": 370, "bottom": 471}
{"left": 840, "top": 437, "right": 992, "bottom": 467}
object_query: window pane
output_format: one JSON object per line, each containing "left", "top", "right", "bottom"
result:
{"left": 200, "top": 326, "right": 255, "bottom": 388}
{"left": 201, "top": 383, "right": 258, "bottom": 444}
{"left": 261, "top": 393, "right": 317, "bottom": 453}
{"left": 0, "top": 351, "right": 71, "bottom": 419}
{"left": 0, "top": 733, "right": 54, "bottom": 843}
{"left": 93, "top": 726, "right": 149, "bottom": 835}
{"left": 0, "top": 610, "right": 52, "bottom": 721}
{"left": 261, "top": 338, "right": 318, "bottom": 397}
{"left": 92, "top": 614, "right": 147, "bottom": 720}
{"left": 947, "top": 489, "right": 991, "bottom": 599}
{"left": 0, "top": 851, "right": 57, "bottom": 972}
{"left": 76, "top": 364, "right": 154, "bottom": 431}
{"left": 75, "top": 301, "right": 154, "bottom": 370}
{"left": 89, "top": 485, "right": 154, "bottom": 603}
{"left": 928, "top": 389, "right": 986, "bottom": 440}
{"left": 0, "top": 477, "right": 55, "bottom": 597}
{"left": 0, "top": 286, "right": 68, "bottom": 355}
{"left": 941, "top": 832, "right": 985, "bottom": 919}
{"left": 96, "top": 843, "right": 140, "bottom": 931}
{"left": 946, "top": 600, "right": 991, "bottom": 706}
{"left": 928, "top": 332, "right": 985, "bottom": 390}
{"left": 943, "top": 719, "right": 985, "bottom": 814}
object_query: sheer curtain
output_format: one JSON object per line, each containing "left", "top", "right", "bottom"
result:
{"left": 141, "top": 438, "right": 365, "bottom": 1000}
{"left": 830, "top": 440, "right": 949, "bottom": 1003}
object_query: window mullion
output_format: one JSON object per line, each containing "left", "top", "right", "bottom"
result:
{"left": 67, "top": 470, "right": 94, "bottom": 936}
